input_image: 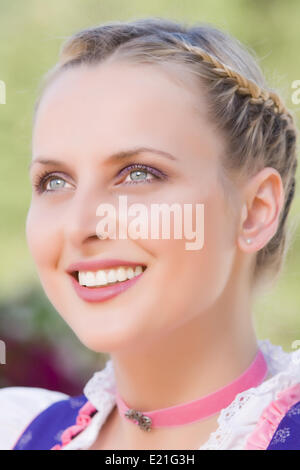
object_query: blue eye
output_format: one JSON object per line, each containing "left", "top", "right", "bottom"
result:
{"left": 33, "top": 163, "right": 168, "bottom": 194}
{"left": 46, "top": 177, "right": 66, "bottom": 190}
{"left": 33, "top": 171, "right": 73, "bottom": 194}
{"left": 124, "top": 168, "right": 153, "bottom": 183}
{"left": 117, "top": 163, "right": 167, "bottom": 185}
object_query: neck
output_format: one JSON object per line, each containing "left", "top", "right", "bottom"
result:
{"left": 112, "top": 313, "right": 258, "bottom": 411}
{"left": 109, "top": 283, "right": 261, "bottom": 447}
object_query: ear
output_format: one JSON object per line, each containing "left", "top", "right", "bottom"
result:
{"left": 237, "top": 167, "right": 285, "bottom": 253}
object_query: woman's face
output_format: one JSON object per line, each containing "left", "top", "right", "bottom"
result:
{"left": 26, "top": 60, "right": 239, "bottom": 353}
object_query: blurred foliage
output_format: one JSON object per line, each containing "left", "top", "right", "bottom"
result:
{"left": 0, "top": 0, "right": 299, "bottom": 389}
{"left": 0, "top": 286, "right": 108, "bottom": 392}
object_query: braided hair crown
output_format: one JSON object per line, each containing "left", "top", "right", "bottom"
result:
{"left": 35, "top": 17, "right": 299, "bottom": 293}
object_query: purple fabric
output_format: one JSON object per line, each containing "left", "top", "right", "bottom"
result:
{"left": 13, "top": 395, "right": 300, "bottom": 450}
{"left": 266, "top": 399, "right": 300, "bottom": 450}
{"left": 12, "top": 394, "right": 89, "bottom": 450}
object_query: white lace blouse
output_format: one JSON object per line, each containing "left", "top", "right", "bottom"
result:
{"left": 1, "top": 339, "right": 300, "bottom": 450}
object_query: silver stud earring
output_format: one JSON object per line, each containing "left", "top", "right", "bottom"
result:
{"left": 246, "top": 238, "right": 252, "bottom": 244}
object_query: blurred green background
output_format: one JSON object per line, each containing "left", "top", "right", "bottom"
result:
{"left": 0, "top": 0, "right": 299, "bottom": 392}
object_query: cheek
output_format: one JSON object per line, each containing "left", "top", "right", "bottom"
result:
{"left": 26, "top": 202, "right": 61, "bottom": 272}
{"left": 201, "top": 197, "right": 235, "bottom": 281}
{"left": 187, "top": 194, "right": 236, "bottom": 310}
{"left": 136, "top": 189, "right": 236, "bottom": 317}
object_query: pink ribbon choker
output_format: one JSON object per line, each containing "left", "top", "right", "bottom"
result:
{"left": 115, "top": 349, "right": 268, "bottom": 432}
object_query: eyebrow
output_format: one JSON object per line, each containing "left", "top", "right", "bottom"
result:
{"left": 28, "top": 146, "right": 177, "bottom": 171}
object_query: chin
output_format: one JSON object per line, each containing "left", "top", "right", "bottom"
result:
{"left": 67, "top": 317, "right": 144, "bottom": 355}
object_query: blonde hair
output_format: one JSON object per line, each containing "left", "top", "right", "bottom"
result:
{"left": 34, "top": 17, "right": 299, "bottom": 294}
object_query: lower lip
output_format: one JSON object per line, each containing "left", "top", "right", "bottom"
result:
{"left": 70, "top": 272, "right": 145, "bottom": 303}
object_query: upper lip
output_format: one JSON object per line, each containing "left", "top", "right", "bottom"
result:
{"left": 66, "top": 258, "right": 147, "bottom": 274}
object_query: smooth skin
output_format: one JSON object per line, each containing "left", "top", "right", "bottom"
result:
{"left": 26, "top": 59, "right": 284, "bottom": 449}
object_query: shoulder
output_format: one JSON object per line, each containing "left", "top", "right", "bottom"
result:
{"left": 202, "top": 339, "right": 300, "bottom": 450}
{"left": 243, "top": 340, "right": 300, "bottom": 450}
{"left": 0, "top": 386, "right": 69, "bottom": 450}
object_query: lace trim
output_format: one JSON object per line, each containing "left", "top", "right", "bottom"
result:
{"left": 199, "top": 339, "right": 300, "bottom": 450}
{"left": 244, "top": 382, "right": 300, "bottom": 450}
{"left": 82, "top": 339, "right": 300, "bottom": 450}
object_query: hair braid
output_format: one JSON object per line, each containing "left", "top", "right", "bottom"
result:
{"left": 173, "top": 39, "right": 294, "bottom": 118}
{"left": 155, "top": 29, "right": 299, "bottom": 290}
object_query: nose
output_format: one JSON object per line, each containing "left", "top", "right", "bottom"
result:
{"left": 64, "top": 186, "right": 117, "bottom": 250}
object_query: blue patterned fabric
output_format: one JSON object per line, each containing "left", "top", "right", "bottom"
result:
{"left": 12, "top": 395, "right": 300, "bottom": 450}
{"left": 12, "top": 393, "right": 89, "bottom": 450}
{"left": 266, "top": 399, "right": 300, "bottom": 450}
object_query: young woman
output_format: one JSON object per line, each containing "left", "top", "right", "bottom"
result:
{"left": 1, "top": 17, "right": 300, "bottom": 450}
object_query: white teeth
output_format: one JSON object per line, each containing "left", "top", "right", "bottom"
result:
{"left": 85, "top": 271, "right": 96, "bottom": 287}
{"left": 135, "top": 265, "right": 143, "bottom": 275}
{"left": 78, "top": 272, "right": 85, "bottom": 285}
{"left": 126, "top": 267, "right": 134, "bottom": 279}
{"left": 96, "top": 270, "right": 107, "bottom": 286}
{"left": 77, "top": 265, "right": 145, "bottom": 287}
{"left": 116, "top": 267, "right": 127, "bottom": 282}
{"left": 107, "top": 269, "right": 117, "bottom": 283}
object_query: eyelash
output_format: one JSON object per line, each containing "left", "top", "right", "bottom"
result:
{"left": 117, "top": 163, "right": 167, "bottom": 185}
{"left": 32, "top": 163, "right": 168, "bottom": 194}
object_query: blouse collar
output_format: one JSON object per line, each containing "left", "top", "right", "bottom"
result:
{"left": 83, "top": 339, "right": 300, "bottom": 413}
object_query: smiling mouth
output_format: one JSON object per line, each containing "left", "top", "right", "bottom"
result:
{"left": 70, "top": 265, "right": 147, "bottom": 288}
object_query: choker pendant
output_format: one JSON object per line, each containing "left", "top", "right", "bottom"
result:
{"left": 115, "top": 349, "right": 268, "bottom": 432}
{"left": 125, "top": 409, "right": 152, "bottom": 431}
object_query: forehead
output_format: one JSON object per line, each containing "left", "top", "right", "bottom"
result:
{"left": 32, "top": 61, "right": 223, "bottom": 168}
